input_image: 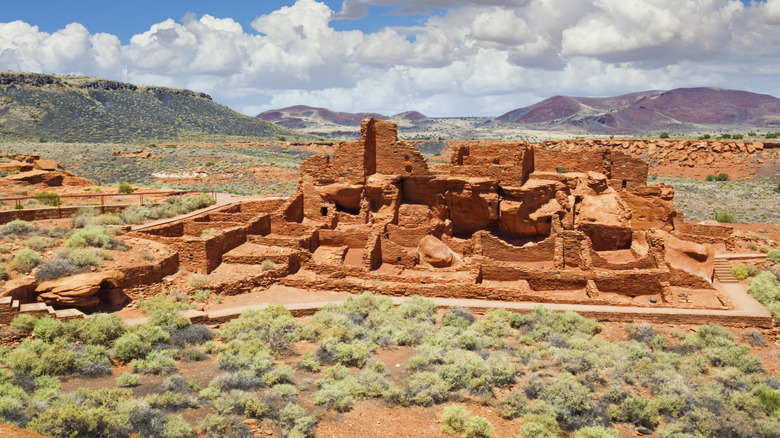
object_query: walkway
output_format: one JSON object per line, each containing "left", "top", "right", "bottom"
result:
{"left": 123, "top": 280, "right": 773, "bottom": 328}
{"left": 130, "top": 192, "right": 237, "bottom": 232}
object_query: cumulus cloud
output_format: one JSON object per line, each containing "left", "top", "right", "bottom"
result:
{"left": 0, "top": 0, "right": 779, "bottom": 117}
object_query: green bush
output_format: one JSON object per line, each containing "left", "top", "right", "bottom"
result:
{"left": 278, "top": 403, "right": 318, "bottom": 437}
{"left": 189, "top": 273, "right": 209, "bottom": 288}
{"left": 11, "top": 248, "right": 43, "bottom": 273}
{"left": 116, "top": 373, "right": 140, "bottom": 387}
{"left": 556, "top": 167, "right": 566, "bottom": 173}
{"left": 118, "top": 183, "right": 134, "bottom": 194}
{"left": 299, "top": 351, "right": 321, "bottom": 372}
{"left": 767, "top": 249, "right": 780, "bottom": 264}
{"left": 0, "top": 265, "right": 7, "bottom": 283}
{"left": 112, "top": 332, "right": 151, "bottom": 362}
{"left": 464, "top": 416, "right": 494, "bottom": 438}
{"left": 22, "top": 236, "right": 54, "bottom": 251}
{"left": 759, "top": 245, "right": 771, "bottom": 254}
{"left": 129, "top": 350, "right": 177, "bottom": 375}
{"left": 440, "top": 405, "right": 470, "bottom": 436}
{"left": 34, "top": 191, "right": 62, "bottom": 206}
{"left": 34, "top": 257, "right": 83, "bottom": 282}
{"left": 192, "top": 288, "right": 210, "bottom": 303}
{"left": 78, "top": 313, "right": 127, "bottom": 346}
{"left": 540, "top": 372, "right": 592, "bottom": 428}
{"left": 261, "top": 259, "right": 275, "bottom": 271}
{"left": 714, "top": 210, "right": 735, "bottom": 223}
{"left": 498, "top": 391, "right": 527, "bottom": 419}
{"left": 747, "top": 271, "right": 780, "bottom": 323}
{"left": 716, "top": 173, "right": 730, "bottom": 181}
{"left": 10, "top": 314, "right": 37, "bottom": 333}
{"left": 574, "top": 426, "right": 619, "bottom": 438}
{"left": 732, "top": 264, "right": 755, "bottom": 281}
{"left": 313, "top": 379, "right": 356, "bottom": 412}
{"left": 65, "top": 226, "right": 123, "bottom": 249}
{"left": 0, "top": 219, "right": 36, "bottom": 235}
{"left": 401, "top": 371, "right": 449, "bottom": 406}
{"left": 660, "top": 132, "right": 669, "bottom": 139}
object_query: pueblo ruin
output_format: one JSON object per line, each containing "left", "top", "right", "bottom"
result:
{"left": 127, "top": 118, "right": 737, "bottom": 312}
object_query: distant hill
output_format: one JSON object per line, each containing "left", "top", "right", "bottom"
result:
{"left": 0, "top": 71, "right": 305, "bottom": 143}
{"left": 494, "top": 88, "right": 780, "bottom": 135}
{"left": 256, "top": 106, "right": 431, "bottom": 137}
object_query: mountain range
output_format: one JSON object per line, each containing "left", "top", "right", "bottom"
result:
{"left": 258, "top": 88, "right": 780, "bottom": 138}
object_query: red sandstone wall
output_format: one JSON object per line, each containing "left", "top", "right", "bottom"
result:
{"left": 477, "top": 232, "right": 556, "bottom": 262}
{"left": 611, "top": 151, "right": 649, "bottom": 189}
{"left": 534, "top": 149, "right": 611, "bottom": 175}
{"left": 319, "top": 228, "right": 369, "bottom": 248}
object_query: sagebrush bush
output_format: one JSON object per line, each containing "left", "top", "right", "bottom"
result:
{"left": 66, "top": 226, "right": 124, "bottom": 250}
{"left": 0, "top": 264, "right": 7, "bottom": 283}
{"left": 33, "top": 191, "right": 62, "bottom": 206}
{"left": 112, "top": 332, "right": 151, "bottom": 363}
{"left": 78, "top": 313, "right": 127, "bottom": 346}
{"left": 116, "top": 373, "right": 140, "bottom": 387}
{"left": 118, "top": 183, "right": 134, "bottom": 194}
{"left": 278, "top": 403, "right": 318, "bottom": 437}
{"left": 574, "top": 426, "right": 619, "bottom": 438}
{"left": 715, "top": 210, "right": 736, "bottom": 223}
{"left": 10, "top": 314, "right": 37, "bottom": 333}
{"left": 464, "top": 416, "right": 494, "bottom": 438}
{"left": 440, "top": 405, "right": 470, "bottom": 435}
{"left": 11, "top": 248, "right": 43, "bottom": 274}
{"left": 1, "top": 219, "right": 36, "bottom": 236}
{"left": 34, "top": 257, "right": 83, "bottom": 281}
{"left": 261, "top": 259, "right": 275, "bottom": 271}
{"left": 129, "top": 350, "right": 177, "bottom": 375}
{"left": 767, "top": 249, "right": 780, "bottom": 264}
{"left": 742, "top": 328, "right": 767, "bottom": 347}
{"left": 732, "top": 264, "right": 756, "bottom": 281}
{"left": 188, "top": 273, "right": 209, "bottom": 288}
{"left": 22, "top": 236, "right": 54, "bottom": 251}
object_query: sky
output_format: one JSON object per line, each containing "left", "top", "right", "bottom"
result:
{"left": 1, "top": 0, "right": 779, "bottom": 117}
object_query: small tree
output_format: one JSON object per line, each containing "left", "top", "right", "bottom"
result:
{"left": 118, "top": 183, "right": 134, "bottom": 194}
{"left": 659, "top": 132, "right": 669, "bottom": 139}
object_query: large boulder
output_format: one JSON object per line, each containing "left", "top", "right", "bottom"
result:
{"left": 664, "top": 235, "right": 715, "bottom": 284}
{"left": 418, "top": 235, "right": 462, "bottom": 268}
{"left": 36, "top": 271, "right": 124, "bottom": 308}
{"left": 314, "top": 183, "right": 364, "bottom": 211}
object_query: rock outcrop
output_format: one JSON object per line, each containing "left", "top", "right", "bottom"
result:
{"left": 36, "top": 271, "right": 125, "bottom": 308}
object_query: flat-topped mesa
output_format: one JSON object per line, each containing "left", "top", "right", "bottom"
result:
{"left": 298, "top": 118, "right": 675, "bottom": 251}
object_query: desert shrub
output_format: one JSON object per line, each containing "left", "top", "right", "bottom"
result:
{"left": 211, "top": 372, "right": 264, "bottom": 392}
{"left": 540, "top": 372, "right": 592, "bottom": 429}
{"left": 188, "top": 273, "right": 209, "bottom": 288}
{"left": 32, "top": 316, "right": 69, "bottom": 343}
{"left": 22, "top": 236, "right": 54, "bottom": 251}
{"left": 61, "top": 247, "right": 109, "bottom": 268}
{"left": 27, "top": 403, "right": 126, "bottom": 438}
{"left": 11, "top": 248, "right": 43, "bottom": 274}
{"left": 574, "top": 426, "right": 619, "bottom": 438}
{"left": 441, "top": 405, "right": 470, "bottom": 435}
{"left": 608, "top": 394, "right": 659, "bottom": 429}
{"left": 112, "top": 332, "right": 151, "bottom": 363}
{"left": 512, "top": 306, "right": 601, "bottom": 341}
{"left": 465, "top": 416, "right": 494, "bottom": 438}
{"left": 145, "top": 391, "right": 199, "bottom": 411}
{"left": 520, "top": 413, "right": 559, "bottom": 438}
{"left": 313, "top": 379, "right": 356, "bottom": 412}
{"left": 714, "top": 210, "right": 735, "bottom": 223}
{"left": 732, "top": 264, "right": 756, "bottom": 281}
{"left": 116, "top": 373, "right": 140, "bottom": 387}
{"left": 332, "top": 339, "right": 375, "bottom": 367}
{"left": 0, "top": 265, "right": 6, "bottom": 283}
{"left": 168, "top": 324, "right": 213, "bottom": 347}
{"left": 262, "top": 364, "right": 294, "bottom": 386}
{"left": 78, "top": 345, "right": 114, "bottom": 377}
{"left": 261, "top": 259, "right": 275, "bottom": 271}
{"left": 400, "top": 371, "right": 449, "bottom": 406}
{"left": 118, "top": 183, "right": 134, "bottom": 194}
{"left": 299, "top": 351, "right": 321, "bottom": 372}
{"left": 34, "top": 257, "right": 83, "bottom": 281}
{"left": 443, "top": 306, "right": 475, "bottom": 328}
{"left": 130, "top": 350, "right": 177, "bottom": 375}
{"left": 10, "top": 314, "right": 37, "bottom": 333}
{"left": 748, "top": 242, "right": 758, "bottom": 251}
{"left": 398, "top": 296, "right": 437, "bottom": 323}
{"left": 92, "top": 214, "right": 124, "bottom": 226}
{"left": 767, "top": 249, "right": 780, "bottom": 264}
{"left": 65, "top": 226, "right": 124, "bottom": 250}
{"left": 627, "top": 322, "right": 656, "bottom": 343}
{"left": 192, "top": 288, "right": 210, "bottom": 303}
{"left": 742, "top": 329, "right": 767, "bottom": 347}
{"left": 200, "top": 228, "right": 217, "bottom": 238}
{"left": 659, "top": 132, "right": 669, "bottom": 139}
{"left": 278, "top": 403, "right": 318, "bottom": 437}
{"left": 557, "top": 167, "right": 566, "bottom": 173}
{"left": 34, "top": 191, "right": 62, "bottom": 206}
{"left": 747, "top": 271, "right": 780, "bottom": 322}
{"left": 120, "top": 194, "right": 215, "bottom": 224}
{"left": 70, "top": 208, "right": 98, "bottom": 228}
{"left": 0, "top": 219, "right": 36, "bottom": 236}
{"left": 498, "top": 391, "right": 527, "bottom": 419}
{"left": 759, "top": 245, "right": 771, "bottom": 254}
{"left": 78, "top": 313, "right": 127, "bottom": 346}
{"left": 219, "top": 306, "right": 301, "bottom": 353}
{"left": 214, "top": 390, "right": 269, "bottom": 418}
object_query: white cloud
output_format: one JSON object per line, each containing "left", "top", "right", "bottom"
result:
{"left": 0, "top": 0, "right": 779, "bottom": 117}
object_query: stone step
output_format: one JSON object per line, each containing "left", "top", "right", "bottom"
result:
{"left": 54, "top": 308, "right": 86, "bottom": 320}
{"left": 222, "top": 242, "right": 295, "bottom": 265}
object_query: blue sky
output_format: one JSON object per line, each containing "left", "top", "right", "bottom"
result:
{"left": 1, "top": 0, "right": 779, "bottom": 117}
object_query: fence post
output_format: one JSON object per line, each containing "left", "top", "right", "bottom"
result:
{"left": 101, "top": 194, "right": 105, "bottom": 214}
